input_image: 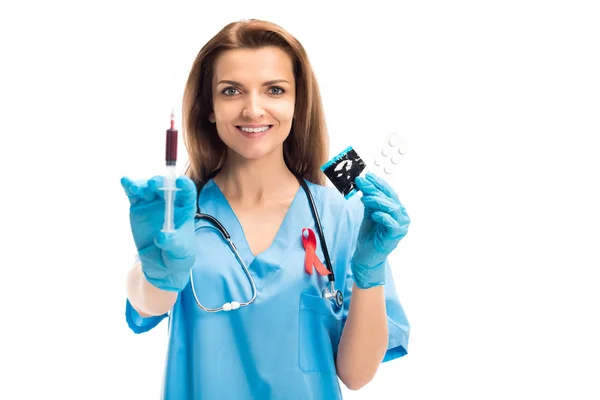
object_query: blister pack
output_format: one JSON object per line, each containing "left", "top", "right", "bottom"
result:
{"left": 371, "top": 132, "right": 410, "bottom": 175}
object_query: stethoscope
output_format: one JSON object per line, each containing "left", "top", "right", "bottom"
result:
{"left": 189, "top": 170, "right": 344, "bottom": 312}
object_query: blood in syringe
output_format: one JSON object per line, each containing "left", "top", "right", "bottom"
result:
{"left": 166, "top": 110, "right": 178, "bottom": 166}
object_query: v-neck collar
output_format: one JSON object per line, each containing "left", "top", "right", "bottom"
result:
{"left": 198, "top": 179, "right": 310, "bottom": 291}
{"left": 213, "top": 180, "right": 303, "bottom": 258}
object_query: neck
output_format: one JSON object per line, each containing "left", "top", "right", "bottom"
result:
{"left": 214, "top": 150, "right": 299, "bottom": 206}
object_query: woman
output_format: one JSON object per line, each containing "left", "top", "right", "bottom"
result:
{"left": 121, "top": 19, "right": 410, "bottom": 399}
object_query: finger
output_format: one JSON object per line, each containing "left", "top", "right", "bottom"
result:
{"left": 155, "top": 230, "right": 193, "bottom": 259}
{"left": 372, "top": 211, "right": 409, "bottom": 239}
{"left": 120, "top": 176, "right": 136, "bottom": 198}
{"left": 175, "top": 176, "right": 198, "bottom": 208}
{"left": 371, "top": 211, "right": 398, "bottom": 230}
{"left": 354, "top": 175, "right": 380, "bottom": 197}
{"left": 148, "top": 175, "right": 164, "bottom": 193}
{"left": 121, "top": 177, "right": 150, "bottom": 204}
{"left": 365, "top": 172, "right": 400, "bottom": 202}
{"left": 147, "top": 176, "right": 165, "bottom": 202}
{"left": 361, "top": 193, "right": 401, "bottom": 215}
{"left": 130, "top": 179, "right": 149, "bottom": 195}
{"left": 355, "top": 175, "right": 403, "bottom": 210}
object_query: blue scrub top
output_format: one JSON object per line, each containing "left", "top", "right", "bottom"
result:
{"left": 126, "top": 179, "right": 410, "bottom": 399}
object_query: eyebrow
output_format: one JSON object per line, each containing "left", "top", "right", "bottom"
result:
{"left": 216, "top": 79, "right": 290, "bottom": 87}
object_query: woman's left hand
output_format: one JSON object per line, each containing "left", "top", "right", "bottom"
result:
{"left": 351, "top": 172, "right": 410, "bottom": 289}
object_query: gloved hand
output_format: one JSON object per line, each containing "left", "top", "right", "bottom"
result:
{"left": 351, "top": 172, "right": 410, "bottom": 289}
{"left": 121, "top": 175, "right": 197, "bottom": 292}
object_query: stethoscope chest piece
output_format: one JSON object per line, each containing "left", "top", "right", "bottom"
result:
{"left": 336, "top": 290, "right": 343, "bottom": 307}
{"left": 322, "top": 285, "right": 344, "bottom": 308}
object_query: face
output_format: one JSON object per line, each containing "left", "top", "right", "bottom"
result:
{"left": 209, "top": 46, "right": 296, "bottom": 162}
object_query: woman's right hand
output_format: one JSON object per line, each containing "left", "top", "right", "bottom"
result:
{"left": 120, "top": 175, "right": 197, "bottom": 292}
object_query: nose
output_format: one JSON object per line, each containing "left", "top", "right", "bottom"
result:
{"left": 242, "top": 93, "right": 264, "bottom": 120}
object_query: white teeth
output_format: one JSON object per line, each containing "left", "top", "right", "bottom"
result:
{"left": 240, "top": 126, "right": 270, "bottom": 133}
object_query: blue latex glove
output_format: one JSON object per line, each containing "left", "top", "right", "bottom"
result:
{"left": 351, "top": 172, "right": 410, "bottom": 289}
{"left": 121, "top": 175, "right": 197, "bottom": 292}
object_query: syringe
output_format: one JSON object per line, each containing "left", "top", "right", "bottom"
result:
{"left": 160, "top": 109, "right": 180, "bottom": 233}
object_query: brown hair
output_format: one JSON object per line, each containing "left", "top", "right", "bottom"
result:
{"left": 181, "top": 19, "right": 329, "bottom": 189}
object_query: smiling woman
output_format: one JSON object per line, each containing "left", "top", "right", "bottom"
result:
{"left": 208, "top": 46, "right": 296, "bottom": 161}
{"left": 120, "top": 18, "right": 411, "bottom": 400}
{"left": 183, "top": 21, "right": 329, "bottom": 188}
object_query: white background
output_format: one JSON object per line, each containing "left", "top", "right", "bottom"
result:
{"left": 1, "top": 0, "right": 599, "bottom": 399}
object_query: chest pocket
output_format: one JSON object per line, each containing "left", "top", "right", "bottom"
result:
{"left": 298, "top": 292, "right": 343, "bottom": 374}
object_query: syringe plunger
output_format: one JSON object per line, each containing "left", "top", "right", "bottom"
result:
{"left": 162, "top": 165, "right": 178, "bottom": 232}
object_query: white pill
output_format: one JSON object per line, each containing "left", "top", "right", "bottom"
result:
{"left": 381, "top": 146, "right": 391, "bottom": 157}
{"left": 384, "top": 165, "right": 395, "bottom": 174}
{"left": 391, "top": 154, "right": 402, "bottom": 164}
{"left": 388, "top": 133, "right": 400, "bottom": 147}
{"left": 397, "top": 140, "right": 409, "bottom": 155}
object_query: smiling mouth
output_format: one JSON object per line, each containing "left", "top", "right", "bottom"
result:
{"left": 236, "top": 125, "right": 273, "bottom": 133}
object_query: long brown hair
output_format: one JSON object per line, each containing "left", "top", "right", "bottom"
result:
{"left": 181, "top": 19, "right": 329, "bottom": 190}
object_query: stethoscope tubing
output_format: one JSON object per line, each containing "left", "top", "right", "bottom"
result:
{"left": 190, "top": 222, "right": 257, "bottom": 312}
{"left": 189, "top": 171, "right": 344, "bottom": 311}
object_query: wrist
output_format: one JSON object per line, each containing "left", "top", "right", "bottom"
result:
{"left": 142, "top": 268, "right": 190, "bottom": 292}
{"left": 350, "top": 260, "right": 386, "bottom": 289}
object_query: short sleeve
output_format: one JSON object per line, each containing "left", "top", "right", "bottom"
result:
{"left": 380, "top": 260, "right": 410, "bottom": 362}
{"left": 125, "top": 298, "right": 168, "bottom": 334}
{"left": 340, "top": 196, "right": 410, "bottom": 363}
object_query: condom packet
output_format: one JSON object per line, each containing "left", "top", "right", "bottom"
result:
{"left": 320, "top": 146, "right": 367, "bottom": 199}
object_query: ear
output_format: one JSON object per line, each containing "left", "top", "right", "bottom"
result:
{"left": 208, "top": 113, "right": 215, "bottom": 123}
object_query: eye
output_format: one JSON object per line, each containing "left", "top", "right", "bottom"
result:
{"left": 268, "top": 86, "right": 285, "bottom": 95}
{"left": 221, "top": 87, "right": 240, "bottom": 96}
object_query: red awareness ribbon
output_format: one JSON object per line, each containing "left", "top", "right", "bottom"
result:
{"left": 302, "top": 228, "right": 331, "bottom": 276}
